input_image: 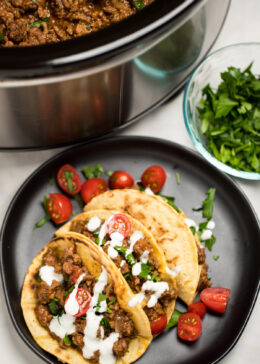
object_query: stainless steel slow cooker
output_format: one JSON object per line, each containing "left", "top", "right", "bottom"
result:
{"left": 0, "top": 0, "right": 230, "bottom": 149}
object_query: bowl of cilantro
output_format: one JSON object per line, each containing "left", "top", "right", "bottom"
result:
{"left": 183, "top": 43, "right": 260, "bottom": 180}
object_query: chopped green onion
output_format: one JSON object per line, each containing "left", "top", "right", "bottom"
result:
{"left": 82, "top": 164, "right": 103, "bottom": 179}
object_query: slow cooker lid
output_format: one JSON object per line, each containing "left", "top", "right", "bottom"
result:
{"left": 0, "top": 0, "right": 202, "bottom": 77}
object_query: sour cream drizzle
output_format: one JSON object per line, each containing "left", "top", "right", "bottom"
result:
{"left": 82, "top": 266, "right": 119, "bottom": 364}
{"left": 39, "top": 265, "right": 63, "bottom": 286}
{"left": 129, "top": 281, "right": 169, "bottom": 308}
{"left": 64, "top": 273, "right": 86, "bottom": 316}
{"left": 49, "top": 313, "right": 75, "bottom": 339}
{"left": 126, "top": 230, "right": 144, "bottom": 256}
{"left": 131, "top": 250, "right": 150, "bottom": 276}
{"left": 184, "top": 218, "right": 198, "bottom": 231}
{"left": 87, "top": 216, "right": 101, "bottom": 232}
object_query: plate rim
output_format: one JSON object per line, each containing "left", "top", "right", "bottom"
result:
{"left": 0, "top": 135, "right": 259, "bottom": 364}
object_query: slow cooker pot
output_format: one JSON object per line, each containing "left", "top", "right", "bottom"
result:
{"left": 0, "top": 0, "right": 230, "bottom": 149}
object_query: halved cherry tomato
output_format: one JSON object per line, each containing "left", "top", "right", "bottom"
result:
{"left": 200, "top": 287, "right": 231, "bottom": 314}
{"left": 65, "top": 288, "right": 91, "bottom": 317}
{"left": 46, "top": 193, "right": 72, "bottom": 224}
{"left": 107, "top": 214, "right": 131, "bottom": 238}
{"left": 141, "top": 165, "right": 166, "bottom": 193}
{"left": 150, "top": 314, "right": 167, "bottom": 334}
{"left": 109, "top": 170, "right": 134, "bottom": 189}
{"left": 57, "top": 164, "right": 82, "bottom": 196}
{"left": 187, "top": 301, "right": 207, "bottom": 319}
{"left": 177, "top": 312, "right": 202, "bottom": 342}
{"left": 71, "top": 266, "right": 82, "bottom": 284}
{"left": 80, "top": 177, "right": 107, "bottom": 204}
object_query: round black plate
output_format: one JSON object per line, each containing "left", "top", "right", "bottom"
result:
{"left": 1, "top": 136, "right": 259, "bottom": 364}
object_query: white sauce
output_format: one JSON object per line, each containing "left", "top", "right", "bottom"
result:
{"left": 142, "top": 281, "right": 169, "bottom": 308}
{"left": 166, "top": 266, "right": 181, "bottom": 278}
{"left": 140, "top": 250, "right": 149, "bottom": 264}
{"left": 64, "top": 273, "right": 86, "bottom": 316}
{"left": 145, "top": 187, "right": 154, "bottom": 195}
{"left": 120, "top": 260, "right": 126, "bottom": 268}
{"left": 49, "top": 313, "right": 75, "bottom": 339}
{"left": 126, "top": 230, "right": 144, "bottom": 256}
{"left": 200, "top": 229, "right": 213, "bottom": 240}
{"left": 87, "top": 216, "right": 101, "bottom": 232}
{"left": 129, "top": 281, "right": 169, "bottom": 308}
{"left": 107, "top": 246, "right": 118, "bottom": 259}
{"left": 82, "top": 266, "right": 119, "bottom": 364}
{"left": 207, "top": 220, "right": 216, "bottom": 229}
{"left": 132, "top": 262, "right": 142, "bottom": 276}
{"left": 39, "top": 265, "right": 63, "bottom": 287}
{"left": 128, "top": 292, "right": 145, "bottom": 307}
{"left": 109, "top": 232, "right": 124, "bottom": 248}
{"left": 98, "top": 215, "right": 114, "bottom": 246}
{"left": 184, "top": 218, "right": 198, "bottom": 231}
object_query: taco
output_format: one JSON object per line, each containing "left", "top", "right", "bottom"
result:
{"left": 56, "top": 210, "right": 177, "bottom": 335}
{"left": 83, "top": 189, "right": 211, "bottom": 305}
{"left": 21, "top": 233, "right": 152, "bottom": 364}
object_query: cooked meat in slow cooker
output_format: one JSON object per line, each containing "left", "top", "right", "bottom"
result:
{"left": 0, "top": 0, "right": 153, "bottom": 47}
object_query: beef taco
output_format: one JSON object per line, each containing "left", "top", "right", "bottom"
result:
{"left": 83, "top": 189, "right": 211, "bottom": 305}
{"left": 21, "top": 233, "right": 152, "bottom": 364}
{"left": 56, "top": 210, "right": 177, "bottom": 335}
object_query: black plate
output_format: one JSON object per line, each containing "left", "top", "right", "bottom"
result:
{"left": 1, "top": 136, "right": 259, "bottom": 364}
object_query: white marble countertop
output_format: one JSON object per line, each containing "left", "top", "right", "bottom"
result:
{"left": 0, "top": 0, "right": 259, "bottom": 363}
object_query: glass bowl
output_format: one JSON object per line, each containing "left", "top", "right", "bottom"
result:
{"left": 183, "top": 43, "right": 260, "bottom": 180}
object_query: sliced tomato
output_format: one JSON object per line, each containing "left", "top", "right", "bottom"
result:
{"left": 150, "top": 314, "right": 167, "bottom": 334}
{"left": 200, "top": 287, "right": 231, "bottom": 314}
{"left": 141, "top": 165, "right": 166, "bottom": 193}
{"left": 46, "top": 193, "right": 72, "bottom": 224}
{"left": 57, "top": 164, "right": 82, "bottom": 196}
{"left": 109, "top": 170, "right": 134, "bottom": 189}
{"left": 177, "top": 312, "right": 202, "bottom": 342}
{"left": 187, "top": 301, "right": 207, "bottom": 319}
{"left": 71, "top": 266, "right": 82, "bottom": 284}
{"left": 65, "top": 288, "right": 91, "bottom": 317}
{"left": 80, "top": 177, "right": 107, "bottom": 204}
{"left": 107, "top": 214, "right": 131, "bottom": 238}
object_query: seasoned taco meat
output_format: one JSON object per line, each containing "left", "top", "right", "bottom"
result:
{"left": 34, "top": 245, "right": 136, "bottom": 362}
{"left": 0, "top": 0, "right": 153, "bottom": 47}
{"left": 69, "top": 214, "right": 176, "bottom": 323}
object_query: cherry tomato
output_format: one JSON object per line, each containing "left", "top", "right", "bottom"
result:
{"left": 71, "top": 266, "right": 82, "bottom": 284}
{"left": 109, "top": 170, "right": 134, "bottom": 189}
{"left": 187, "top": 301, "right": 207, "bottom": 319}
{"left": 107, "top": 214, "right": 131, "bottom": 238}
{"left": 200, "top": 287, "right": 231, "bottom": 314}
{"left": 141, "top": 165, "right": 166, "bottom": 193}
{"left": 150, "top": 314, "right": 167, "bottom": 334}
{"left": 65, "top": 288, "right": 91, "bottom": 317}
{"left": 46, "top": 193, "right": 72, "bottom": 224}
{"left": 57, "top": 164, "right": 82, "bottom": 196}
{"left": 177, "top": 312, "right": 202, "bottom": 342}
{"left": 80, "top": 177, "right": 107, "bottom": 204}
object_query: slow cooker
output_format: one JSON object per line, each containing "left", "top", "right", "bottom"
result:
{"left": 0, "top": 0, "right": 230, "bottom": 149}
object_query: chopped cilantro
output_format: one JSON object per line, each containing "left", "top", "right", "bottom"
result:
{"left": 82, "top": 164, "right": 103, "bottom": 179}
{"left": 98, "top": 293, "right": 107, "bottom": 303}
{"left": 95, "top": 237, "right": 106, "bottom": 246}
{"left": 202, "top": 188, "right": 216, "bottom": 220}
{"left": 150, "top": 273, "right": 160, "bottom": 282}
{"left": 64, "top": 285, "right": 75, "bottom": 299}
{"left": 189, "top": 226, "right": 196, "bottom": 234}
{"left": 100, "top": 317, "right": 110, "bottom": 329}
{"left": 108, "top": 297, "right": 116, "bottom": 306}
{"left": 197, "top": 63, "right": 260, "bottom": 173}
{"left": 137, "top": 181, "right": 145, "bottom": 191}
{"left": 166, "top": 309, "right": 183, "bottom": 329}
{"left": 213, "top": 255, "right": 220, "bottom": 261}
{"left": 176, "top": 172, "right": 181, "bottom": 185}
{"left": 133, "top": 0, "right": 145, "bottom": 10}
{"left": 105, "top": 170, "right": 114, "bottom": 176}
{"left": 36, "top": 276, "right": 42, "bottom": 282}
{"left": 204, "top": 235, "right": 216, "bottom": 251}
{"left": 123, "top": 273, "right": 131, "bottom": 279}
{"left": 48, "top": 300, "right": 59, "bottom": 316}
{"left": 29, "top": 17, "right": 49, "bottom": 30}
{"left": 138, "top": 263, "right": 151, "bottom": 279}
{"left": 110, "top": 175, "right": 118, "bottom": 183}
{"left": 34, "top": 195, "right": 51, "bottom": 229}
{"left": 63, "top": 335, "right": 72, "bottom": 345}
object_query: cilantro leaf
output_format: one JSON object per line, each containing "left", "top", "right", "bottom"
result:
{"left": 34, "top": 196, "right": 51, "bottom": 229}
{"left": 100, "top": 317, "right": 110, "bottom": 329}
{"left": 166, "top": 309, "right": 183, "bottom": 329}
{"left": 82, "top": 164, "right": 103, "bottom": 179}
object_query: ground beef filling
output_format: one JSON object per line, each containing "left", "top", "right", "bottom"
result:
{"left": 71, "top": 219, "right": 176, "bottom": 322}
{"left": 197, "top": 245, "right": 211, "bottom": 291}
{"left": 0, "top": 0, "right": 153, "bottom": 47}
{"left": 34, "top": 246, "right": 136, "bottom": 360}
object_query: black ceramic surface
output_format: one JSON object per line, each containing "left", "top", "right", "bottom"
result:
{"left": 1, "top": 136, "right": 259, "bottom": 364}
